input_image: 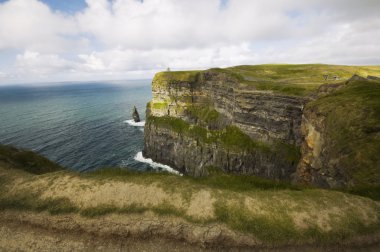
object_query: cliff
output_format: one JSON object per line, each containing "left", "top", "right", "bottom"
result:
{"left": 144, "top": 69, "right": 305, "bottom": 179}
{"left": 143, "top": 64, "right": 380, "bottom": 188}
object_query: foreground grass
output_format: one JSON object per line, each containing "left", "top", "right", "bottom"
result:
{"left": 0, "top": 145, "right": 379, "bottom": 245}
{"left": 1, "top": 165, "right": 380, "bottom": 245}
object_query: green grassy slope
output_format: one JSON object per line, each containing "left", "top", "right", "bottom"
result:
{"left": 226, "top": 64, "right": 380, "bottom": 96}
{"left": 0, "top": 145, "right": 63, "bottom": 174}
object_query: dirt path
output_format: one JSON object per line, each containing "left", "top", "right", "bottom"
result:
{"left": 0, "top": 217, "right": 214, "bottom": 252}
{"left": 0, "top": 210, "right": 260, "bottom": 248}
{"left": 1, "top": 210, "right": 380, "bottom": 252}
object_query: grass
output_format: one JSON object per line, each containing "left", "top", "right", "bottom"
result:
{"left": 0, "top": 194, "right": 77, "bottom": 215}
{"left": 1, "top": 164, "right": 380, "bottom": 245}
{"left": 91, "top": 167, "right": 380, "bottom": 221}
{"left": 228, "top": 64, "right": 380, "bottom": 84}
{"left": 341, "top": 185, "right": 380, "bottom": 201}
{"left": 0, "top": 144, "right": 63, "bottom": 174}
{"left": 151, "top": 102, "right": 168, "bottom": 110}
{"left": 187, "top": 105, "right": 220, "bottom": 125}
{"left": 213, "top": 200, "right": 299, "bottom": 243}
{"left": 81, "top": 203, "right": 148, "bottom": 217}
{"left": 219, "top": 126, "right": 271, "bottom": 152}
{"left": 213, "top": 196, "right": 380, "bottom": 244}
{"left": 86, "top": 167, "right": 301, "bottom": 192}
{"left": 152, "top": 70, "right": 201, "bottom": 88}
{"left": 227, "top": 64, "right": 380, "bottom": 96}
{"left": 187, "top": 169, "right": 301, "bottom": 192}
{"left": 152, "top": 64, "right": 380, "bottom": 96}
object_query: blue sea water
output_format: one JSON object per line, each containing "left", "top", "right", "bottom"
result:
{"left": 0, "top": 80, "right": 157, "bottom": 172}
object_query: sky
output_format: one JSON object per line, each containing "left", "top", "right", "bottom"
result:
{"left": 0, "top": 0, "right": 379, "bottom": 85}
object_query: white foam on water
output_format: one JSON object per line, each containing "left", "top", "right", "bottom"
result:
{"left": 139, "top": 128, "right": 144, "bottom": 132}
{"left": 124, "top": 119, "right": 145, "bottom": 127}
{"left": 134, "top": 152, "right": 182, "bottom": 176}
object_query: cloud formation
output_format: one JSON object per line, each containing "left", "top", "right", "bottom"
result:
{"left": 0, "top": 0, "right": 379, "bottom": 84}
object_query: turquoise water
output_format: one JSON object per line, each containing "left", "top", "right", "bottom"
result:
{"left": 0, "top": 80, "right": 154, "bottom": 172}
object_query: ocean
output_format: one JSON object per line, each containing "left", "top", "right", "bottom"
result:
{"left": 0, "top": 80, "right": 176, "bottom": 173}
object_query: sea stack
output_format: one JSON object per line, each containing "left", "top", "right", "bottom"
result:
{"left": 132, "top": 106, "right": 140, "bottom": 122}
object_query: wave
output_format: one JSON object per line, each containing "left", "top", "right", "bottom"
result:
{"left": 124, "top": 119, "right": 145, "bottom": 127}
{"left": 134, "top": 152, "right": 182, "bottom": 175}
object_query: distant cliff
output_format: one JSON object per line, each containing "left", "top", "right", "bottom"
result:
{"left": 143, "top": 64, "right": 380, "bottom": 188}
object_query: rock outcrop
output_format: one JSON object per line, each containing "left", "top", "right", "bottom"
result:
{"left": 132, "top": 106, "right": 140, "bottom": 122}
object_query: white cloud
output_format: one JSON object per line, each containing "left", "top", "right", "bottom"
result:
{"left": 75, "top": 0, "right": 296, "bottom": 49}
{"left": 16, "top": 51, "right": 73, "bottom": 75}
{"left": 0, "top": 0, "right": 83, "bottom": 53}
{"left": 0, "top": 0, "right": 379, "bottom": 84}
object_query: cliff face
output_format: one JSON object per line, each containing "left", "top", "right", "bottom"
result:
{"left": 144, "top": 121, "right": 297, "bottom": 178}
{"left": 149, "top": 71, "right": 308, "bottom": 145}
{"left": 144, "top": 70, "right": 305, "bottom": 179}
{"left": 144, "top": 65, "right": 380, "bottom": 187}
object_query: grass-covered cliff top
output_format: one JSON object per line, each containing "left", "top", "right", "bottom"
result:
{"left": 153, "top": 64, "right": 380, "bottom": 96}
{"left": 0, "top": 145, "right": 380, "bottom": 247}
{"left": 152, "top": 70, "right": 201, "bottom": 87}
{"left": 227, "top": 64, "right": 380, "bottom": 84}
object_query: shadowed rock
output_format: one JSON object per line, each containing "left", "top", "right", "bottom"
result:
{"left": 132, "top": 106, "right": 140, "bottom": 122}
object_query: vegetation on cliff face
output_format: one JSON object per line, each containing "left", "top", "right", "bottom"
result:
{"left": 187, "top": 105, "right": 220, "bottom": 125}
{"left": 148, "top": 115, "right": 268, "bottom": 151}
{"left": 147, "top": 115, "right": 301, "bottom": 166}
{"left": 303, "top": 77, "right": 380, "bottom": 187}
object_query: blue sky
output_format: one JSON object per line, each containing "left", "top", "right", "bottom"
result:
{"left": 0, "top": 0, "right": 379, "bottom": 85}
{"left": 32, "top": 0, "right": 87, "bottom": 13}
{"left": 0, "top": 0, "right": 87, "bottom": 12}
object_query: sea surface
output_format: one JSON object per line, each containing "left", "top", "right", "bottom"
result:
{"left": 0, "top": 80, "right": 174, "bottom": 173}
